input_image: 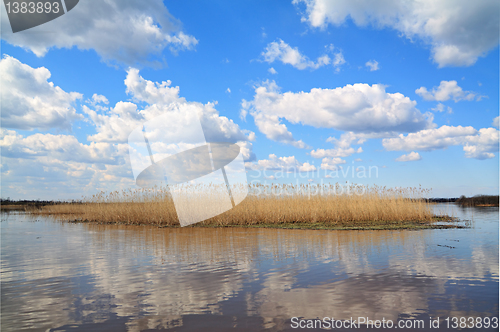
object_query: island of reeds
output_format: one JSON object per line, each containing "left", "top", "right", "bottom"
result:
{"left": 22, "top": 183, "right": 465, "bottom": 230}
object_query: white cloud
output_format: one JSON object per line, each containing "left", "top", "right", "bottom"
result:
{"left": 261, "top": 39, "right": 335, "bottom": 70}
{"left": 382, "top": 125, "right": 499, "bottom": 159}
{"left": 86, "top": 68, "right": 249, "bottom": 148}
{"left": 239, "top": 108, "right": 248, "bottom": 121}
{"left": 268, "top": 67, "right": 278, "bottom": 74}
{"left": 1, "top": 0, "right": 198, "bottom": 66}
{"left": 0, "top": 55, "right": 83, "bottom": 130}
{"left": 83, "top": 102, "right": 143, "bottom": 143}
{"left": 242, "top": 80, "right": 432, "bottom": 147}
{"left": 395, "top": 152, "right": 422, "bottom": 162}
{"left": 415, "top": 81, "right": 478, "bottom": 102}
{"left": 293, "top": 0, "right": 499, "bottom": 67}
{"left": 124, "top": 68, "right": 182, "bottom": 105}
{"left": 311, "top": 131, "right": 378, "bottom": 159}
{"left": 492, "top": 116, "right": 499, "bottom": 128}
{"left": 0, "top": 69, "right": 254, "bottom": 199}
{"left": 462, "top": 128, "right": 499, "bottom": 159}
{"left": 365, "top": 60, "right": 379, "bottom": 71}
{"left": 0, "top": 57, "right": 256, "bottom": 199}
{"left": 242, "top": 130, "right": 256, "bottom": 142}
{"left": 249, "top": 111, "right": 309, "bottom": 149}
{"left": 0, "top": 129, "right": 127, "bottom": 165}
{"left": 332, "top": 53, "right": 346, "bottom": 72}
{"left": 0, "top": 132, "right": 135, "bottom": 199}
{"left": 237, "top": 141, "right": 256, "bottom": 162}
{"left": 326, "top": 131, "right": 392, "bottom": 145}
{"left": 382, "top": 125, "right": 477, "bottom": 151}
{"left": 299, "top": 162, "right": 317, "bottom": 172}
{"left": 226, "top": 88, "right": 231, "bottom": 93}
{"left": 164, "top": 31, "right": 199, "bottom": 54}
{"left": 328, "top": 45, "right": 346, "bottom": 72}
{"left": 0, "top": 60, "right": 257, "bottom": 198}
{"left": 246, "top": 154, "right": 316, "bottom": 172}
{"left": 320, "top": 157, "right": 346, "bottom": 170}
{"left": 311, "top": 147, "right": 362, "bottom": 158}
{"left": 90, "top": 94, "right": 109, "bottom": 105}
{"left": 431, "top": 103, "right": 453, "bottom": 113}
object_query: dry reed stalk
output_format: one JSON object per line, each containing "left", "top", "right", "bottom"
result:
{"left": 32, "top": 183, "right": 434, "bottom": 226}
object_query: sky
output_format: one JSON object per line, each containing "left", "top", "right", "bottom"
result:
{"left": 0, "top": 0, "right": 499, "bottom": 200}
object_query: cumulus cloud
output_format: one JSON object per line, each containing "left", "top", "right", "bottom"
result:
{"left": 0, "top": 55, "right": 83, "bottom": 131}
{"left": 383, "top": 125, "right": 499, "bottom": 159}
{"left": 382, "top": 125, "right": 477, "bottom": 151}
{"left": 0, "top": 129, "right": 127, "bottom": 165}
{"left": 311, "top": 131, "right": 378, "bottom": 159}
{"left": 311, "top": 147, "right": 363, "bottom": 158}
{"left": 1, "top": 0, "right": 198, "bottom": 66}
{"left": 299, "top": 162, "right": 317, "bottom": 172}
{"left": 415, "top": 81, "right": 479, "bottom": 102}
{"left": 261, "top": 39, "right": 343, "bottom": 71}
{"left": 493, "top": 116, "right": 499, "bottom": 128}
{"left": 89, "top": 94, "right": 109, "bottom": 106}
{"left": 365, "top": 60, "right": 379, "bottom": 71}
{"left": 332, "top": 53, "right": 346, "bottom": 72}
{"left": 395, "top": 152, "right": 421, "bottom": 162}
{"left": 293, "top": 0, "right": 499, "bottom": 67}
{"left": 311, "top": 147, "right": 361, "bottom": 158}
{"left": 268, "top": 67, "right": 278, "bottom": 74}
{"left": 243, "top": 130, "right": 256, "bottom": 142}
{"left": 320, "top": 157, "right": 346, "bottom": 170}
{"left": 328, "top": 44, "right": 346, "bottom": 72}
{"left": 124, "top": 68, "right": 183, "bottom": 105}
{"left": 237, "top": 141, "right": 256, "bottom": 162}
{"left": 0, "top": 136, "right": 135, "bottom": 199}
{"left": 242, "top": 80, "right": 432, "bottom": 147}
{"left": 246, "top": 154, "right": 316, "bottom": 172}
{"left": 462, "top": 128, "right": 499, "bottom": 159}
{"left": 86, "top": 68, "right": 249, "bottom": 151}
{"left": 246, "top": 110, "right": 309, "bottom": 149}
{"left": 0, "top": 57, "right": 255, "bottom": 198}
{"left": 431, "top": 103, "right": 452, "bottom": 113}
{"left": 83, "top": 102, "right": 143, "bottom": 143}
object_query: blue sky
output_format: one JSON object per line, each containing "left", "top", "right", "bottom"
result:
{"left": 1, "top": 0, "right": 499, "bottom": 200}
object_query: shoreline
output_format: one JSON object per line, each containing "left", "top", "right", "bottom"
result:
{"left": 63, "top": 216, "right": 466, "bottom": 230}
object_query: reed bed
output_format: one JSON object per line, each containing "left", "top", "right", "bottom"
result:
{"left": 33, "top": 183, "right": 435, "bottom": 227}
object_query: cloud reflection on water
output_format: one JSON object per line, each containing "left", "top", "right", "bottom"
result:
{"left": 1, "top": 206, "right": 498, "bottom": 331}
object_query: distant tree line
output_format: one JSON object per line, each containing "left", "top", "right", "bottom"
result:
{"left": 456, "top": 195, "right": 499, "bottom": 207}
{"left": 1, "top": 198, "right": 82, "bottom": 208}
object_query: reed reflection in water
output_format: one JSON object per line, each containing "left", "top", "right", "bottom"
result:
{"left": 1, "top": 204, "right": 498, "bottom": 331}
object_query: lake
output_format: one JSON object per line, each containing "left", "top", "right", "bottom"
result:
{"left": 1, "top": 203, "right": 498, "bottom": 331}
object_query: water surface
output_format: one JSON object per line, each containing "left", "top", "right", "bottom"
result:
{"left": 1, "top": 204, "right": 498, "bottom": 331}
